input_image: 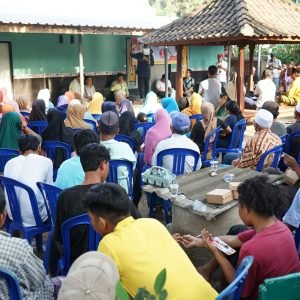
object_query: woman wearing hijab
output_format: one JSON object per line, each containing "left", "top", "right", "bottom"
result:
{"left": 118, "top": 99, "right": 134, "bottom": 115}
{"left": 0, "top": 112, "right": 36, "bottom": 150}
{"left": 65, "top": 104, "right": 90, "bottom": 129}
{"left": 42, "top": 108, "right": 75, "bottom": 168}
{"left": 87, "top": 92, "right": 103, "bottom": 115}
{"left": 64, "top": 91, "right": 75, "bottom": 103}
{"left": 119, "top": 111, "right": 142, "bottom": 152}
{"left": 16, "top": 95, "right": 31, "bottom": 113}
{"left": 28, "top": 100, "right": 47, "bottom": 123}
{"left": 102, "top": 101, "right": 119, "bottom": 116}
{"left": 182, "top": 93, "right": 202, "bottom": 129}
{"left": 143, "top": 108, "right": 172, "bottom": 165}
{"left": 139, "top": 91, "right": 160, "bottom": 115}
{"left": 0, "top": 87, "right": 20, "bottom": 113}
{"left": 56, "top": 95, "right": 69, "bottom": 116}
{"left": 37, "top": 89, "right": 54, "bottom": 113}
{"left": 162, "top": 97, "right": 179, "bottom": 114}
{"left": 1, "top": 104, "right": 15, "bottom": 116}
{"left": 191, "top": 102, "right": 230, "bottom": 152}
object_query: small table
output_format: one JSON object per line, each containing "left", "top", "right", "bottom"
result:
{"left": 143, "top": 165, "right": 282, "bottom": 236}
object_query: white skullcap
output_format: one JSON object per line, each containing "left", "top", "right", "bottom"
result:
{"left": 296, "top": 103, "right": 300, "bottom": 113}
{"left": 255, "top": 109, "right": 273, "bottom": 129}
{"left": 58, "top": 252, "right": 119, "bottom": 300}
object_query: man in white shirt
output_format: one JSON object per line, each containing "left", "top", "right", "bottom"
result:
{"left": 198, "top": 65, "right": 222, "bottom": 109}
{"left": 253, "top": 69, "right": 276, "bottom": 109}
{"left": 266, "top": 53, "right": 282, "bottom": 90}
{"left": 216, "top": 53, "right": 228, "bottom": 89}
{"left": 152, "top": 112, "right": 202, "bottom": 173}
{"left": 69, "top": 75, "right": 81, "bottom": 99}
{"left": 156, "top": 74, "right": 172, "bottom": 98}
{"left": 4, "top": 135, "right": 53, "bottom": 226}
{"left": 99, "top": 111, "right": 136, "bottom": 193}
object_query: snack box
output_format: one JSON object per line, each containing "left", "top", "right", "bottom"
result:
{"left": 206, "top": 189, "right": 234, "bottom": 205}
{"left": 229, "top": 182, "right": 242, "bottom": 199}
{"left": 284, "top": 169, "right": 299, "bottom": 186}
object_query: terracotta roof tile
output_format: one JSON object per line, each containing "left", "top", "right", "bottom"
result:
{"left": 141, "top": 0, "right": 300, "bottom": 45}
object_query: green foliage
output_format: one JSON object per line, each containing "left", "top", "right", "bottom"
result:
{"left": 270, "top": 44, "right": 300, "bottom": 64}
{"left": 116, "top": 269, "right": 168, "bottom": 300}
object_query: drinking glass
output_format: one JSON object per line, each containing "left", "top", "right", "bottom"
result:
{"left": 223, "top": 173, "right": 235, "bottom": 184}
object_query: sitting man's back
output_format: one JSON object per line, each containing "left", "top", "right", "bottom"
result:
{"left": 152, "top": 112, "right": 201, "bottom": 173}
{"left": 4, "top": 135, "right": 53, "bottom": 226}
{"left": 84, "top": 183, "right": 218, "bottom": 299}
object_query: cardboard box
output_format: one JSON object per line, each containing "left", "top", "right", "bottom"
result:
{"left": 232, "top": 190, "right": 239, "bottom": 199}
{"left": 229, "top": 182, "right": 241, "bottom": 199}
{"left": 284, "top": 169, "right": 299, "bottom": 186}
{"left": 206, "top": 189, "right": 234, "bottom": 205}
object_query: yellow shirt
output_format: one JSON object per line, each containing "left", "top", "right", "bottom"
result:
{"left": 287, "top": 77, "right": 300, "bottom": 103}
{"left": 99, "top": 217, "right": 218, "bottom": 299}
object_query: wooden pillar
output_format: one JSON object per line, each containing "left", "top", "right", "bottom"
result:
{"left": 164, "top": 47, "right": 169, "bottom": 98}
{"left": 176, "top": 45, "right": 183, "bottom": 101}
{"left": 237, "top": 45, "right": 245, "bottom": 111}
{"left": 78, "top": 34, "right": 84, "bottom": 98}
{"left": 247, "top": 43, "right": 255, "bottom": 93}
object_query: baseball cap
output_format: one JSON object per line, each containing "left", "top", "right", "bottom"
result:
{"left": 172, "top": 113, "right": 191, "bottom": 132}
{"left": 218, "top": 53, "right": 223, "bottom": 58}
{"left": 254, "top": 109, "right": 273, "bottom": 129}
{"left": 58, "top": 252, "right": 119, "bottom": 300}
{"left": 99, "top": 111, "right": 119, "bottom": 134}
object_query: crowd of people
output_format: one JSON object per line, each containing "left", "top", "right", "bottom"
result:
{"left": 0, "top": 52, "right": 300, "bottom": 300}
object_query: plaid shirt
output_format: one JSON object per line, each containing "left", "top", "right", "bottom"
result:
{"left": 0, "top": 231, "right": 54, "bottom": 300}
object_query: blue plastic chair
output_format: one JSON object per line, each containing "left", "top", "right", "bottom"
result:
{"left": 156, "top": 148, "right": 200, "bottom": 175}
{"left": 115, "top": 134, "right": 136, "bottom": 152}
{"left": 27, "top": 121, "right": 48, "bottom": 135}
{"left": 42, "top": 141, "right": 72, "bottom": 179}
{"left": 280, "top": 134, "right": 287, "bottom": 145}
{"left": 216, "top": 118, "right": 247, "bottom": 156}
{"left": 0, "top": 268, "right": 22, "bottom": 300}
{"left": 0, "top": 149, "right": 19, "bottom": 173}
{"left": 57, "top": 214, "right": 101, "bottom": 275}
{"left": 92, "top": 114, "right": 102, "bottom": 121}
{"left": 134, "top": 122, "right": 155, "bottom": 142}
{"left": 107, "top": 159, "right": 134, "bottom": 200}
{"left": 83, "top": 119, "right": 97, "bottom": 133}
{"left": 294, "top": 226, "right": 300, "bottom": 252}
{"left": 256, "top": 145, "right": 283, "bottom": 172}
{"left": 147, "top": 113, "right": 155, "bottom": 122}
{"left": 152, "top": 148, "right": 200, "bottom": 224}
{"left": 189, "top": 114, "right": 203, "bottom": 122}
{"left": 201, "top": 127, "right": 221, "bottom": 167}
{"left": 216, "top": 256, "right": 254, "bottom": 300}
{"left": 36, "top": 182, "right": 62, "bottom": 225}
{"left": 20, "top": 111, "right": 30, "bottom": 118}
{"left": 0, "top": 176, "right": 52, "bottom": 252}
{"left": 285, "top": 131, "right": 300, "bottom": 163}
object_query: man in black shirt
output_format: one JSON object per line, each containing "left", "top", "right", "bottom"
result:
{"left": 49, "top": 143, "right": 141, "bottom": 276}
{"left": 286, "top": 103, "right": 300, "bottom": 160}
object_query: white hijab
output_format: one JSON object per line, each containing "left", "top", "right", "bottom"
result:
{"left": 37, "top": 89, "right": 51, "bottom": 112}
{"left": 139, "top": 91, "right": 160, "bottom": 115}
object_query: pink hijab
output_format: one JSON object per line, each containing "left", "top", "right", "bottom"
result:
{"left": 0, "top": 87, "right": 20, "bottom": 113}
{"left": 143, "top": 108, "right": 172, "bottom": 165}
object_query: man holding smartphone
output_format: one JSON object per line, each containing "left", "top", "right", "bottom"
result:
{"left": 216, "top": 53, "right": 228, "bottom": 90}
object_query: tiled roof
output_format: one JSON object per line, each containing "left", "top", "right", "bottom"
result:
{"left": 141, "top": 0, "right": 300, "bottom": 45}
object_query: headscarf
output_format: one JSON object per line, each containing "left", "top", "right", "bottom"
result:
{"left": 119, "top": 99, "right": 134, "bottom": 115}
{"left": 1, "top": 104, "right": 15, "bottom": 116}
{"left": 37, "top": 89, "right": 51, "bottom": 112}
{"left": 0, "top": 87, "right": 20, "bottom": 113}
{"left": 29, "top": 99, "right": 47, "bottom": 122}
{"left": 56, "top": 95, "right": 69, "bottom": 115}
{"left": 201, "top": 102, "right": 217, "bottom": 141}
{"left": 0, "top": 112, "right": 22, "bottom": 150}
{"left": 102, "top": 101, "right": 119, "bottom": 116}
{"left": 162, "top": 97, "right": 179, "bottom": 114}
{"left": 64, "top": 91, "right": 75, "bottom": 102}
{"left": 87, "top": 92, "right": 103, "bottom": 114}
{"left": 139, "top": 91, "right": 160, "bottom": 115}
{"left": 143, "top": 108, "right": 172, "bottom": 165}
{"left": 65, "top": 104, "right": 90, "bottom": 129}
{"left": 70, "top": 99, "right": 82, "bottom": 106}
{"left": 119, "top": 111, "right": 142, "bottom": 152}
{"left": 182, "top": 93, "right": 202, "bottom": 128}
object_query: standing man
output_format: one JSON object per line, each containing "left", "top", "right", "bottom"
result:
{"left": 266, "top": 53, "right": 282, "bottom": 90}
{"left": 131, "top": 45, "right": 154, "bottom": 101}
{"left": 216, "top": 53, "right": 228, "bottom": 90}
{"left": 69, "top": 75, "right": 82, "bottom": 99}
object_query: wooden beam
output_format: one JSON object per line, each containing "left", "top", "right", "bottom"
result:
{"left": 247, "top": 43, "right": 255, "bottom": 93}
{"left": 237, "top": 45, "right": 245, "bottom": 111}
{"left": 176, "top": 45, "right": 183, "bottom": 101}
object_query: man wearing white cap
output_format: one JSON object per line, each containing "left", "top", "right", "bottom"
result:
{"left": 286, "top": 103, "right": 300, "bottom": 159}
{"left": 226, "top": 109, "right": 281, "bottom": 169}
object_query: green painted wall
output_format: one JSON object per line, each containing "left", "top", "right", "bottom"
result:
{"left": 189, "top": 45, "right": 224, "bottom": 70}
{"left": 0, "top": 33, "right": 127, "bottom": 76}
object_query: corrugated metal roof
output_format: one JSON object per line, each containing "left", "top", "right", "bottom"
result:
{"left": 141, "top": 0, "right": 300, "bottom": 45}
{"left": 0, "top": 0, "right": 174, "bottom": 31}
